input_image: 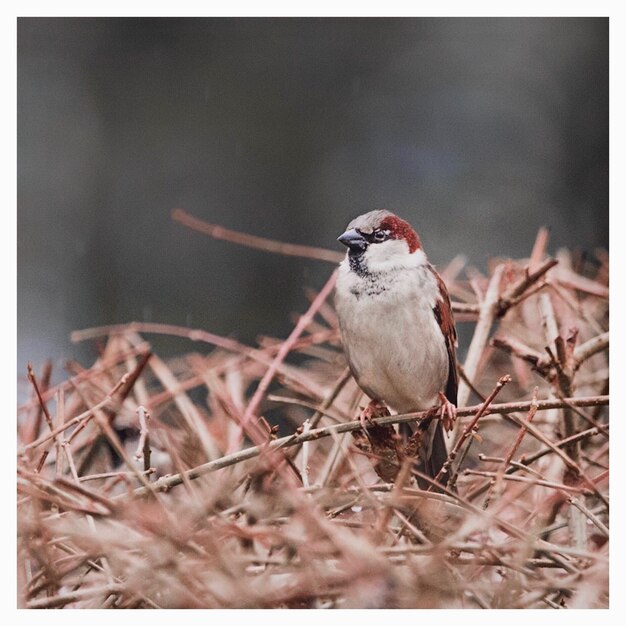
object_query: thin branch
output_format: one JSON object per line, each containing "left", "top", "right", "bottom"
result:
{"left": 463, "top": 470, "right": 593, "bottom": 496}
{"left": 20, "top": 374, "right": 130, "bottom": 452}
{"left": 496, "top": 258, "right": 559, "bottom": 318}
{"left": 72, "top": 321, "right": 258, "bottom": 354}
{"left": 456, "top": 263, "right": 505, "bottom": 412}
{"left": 26, "top": 584, "right": 124, "bottom": 609}
{"left": 555, "top": 266, "right": 609, "bottom": 298}
{"left": 172, "top": 208, "right": 344, "bottom": 263}
{"left": 567, "top": 497, "right": 609, "bottom": 537}
{"left": 71, "top": 322, "right": 325, "bottom": 402}
{"left": 301, "top": 419, "right": 311, "bottom": 488}
{"left": 232, "top": 270, "right": 338, "bottom": 451}
{"left": 28, "top": 363, "right": 65, "bottom": 474}
{"left": 443, "top": 375, "right": 511, "bottom": 489}
{"left": 18, "top": 342, "right": 151, "bottom": 414}
{"left": 573, "top": 331, "right": 609, "bottom": 370}
{"left": 491, "top": 336, "right": 545, "bottom": 372}
{"left": 451, "top": 301, "right": 480, "bottom": 316}
{"left": 20, "top": 360, "right": 52, "bottom": 444}
{"left": 529, "top": 226, "right": 551, "bottom": 271}
{"left": 482, "top": 386, "right": 539, "bottom": 508}
{"left": 539, "top": 291, "right": 590, "bottom": 549}
{"left": 127, "top": 394, "right": 608, "bottom": 498}
{"left": 146, "top": 352, "right": 220, "bottom": 461}
{"left": 133, "top": 406, "right": 151, "bottom": 473}
{"left": 501, "top": 411, "right": 608, "bottom": 508}
{"left": 78, "top": 469, "right": 155, "bottom": 483}
{"left": 27, "top": 363, "right": 55, "bottom": 431}
{"left": 466, "top": 425, "right": 606, "bottom": 501}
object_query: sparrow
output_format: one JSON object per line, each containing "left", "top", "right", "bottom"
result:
{"left": 334, "top": 210, "right": 458, "bottom": 487}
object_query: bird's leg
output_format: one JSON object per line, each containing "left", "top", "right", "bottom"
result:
{"left": 358, "top": 398, "right": 387, "bottom": 433}
{"left": 437, "top": 392, "right": 457, "bottom": 433}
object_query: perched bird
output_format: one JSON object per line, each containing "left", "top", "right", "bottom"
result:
{"left": 334, "top": 210, "right": 457, "bottom": 487}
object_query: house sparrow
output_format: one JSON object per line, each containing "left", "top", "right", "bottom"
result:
{"left": 334, "top": 210, "right": 458, "bottom": 487}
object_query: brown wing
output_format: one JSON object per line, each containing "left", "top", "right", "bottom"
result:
{"left": 429, "top": 265, "right": 458, "bottom": 406}
{"left": 412, "top": 266, "right": 458, "bottom": 490}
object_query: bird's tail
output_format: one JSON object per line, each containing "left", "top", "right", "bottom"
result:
{"left": 416, "top": 418, "right": 448, "bottom": 491}
{"left": 399, "top": 418, "right": 448, "bottom": 491}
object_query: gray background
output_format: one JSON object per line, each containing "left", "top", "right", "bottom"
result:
{"left": 18, "top": 17, "right": 608, "bottom": 377}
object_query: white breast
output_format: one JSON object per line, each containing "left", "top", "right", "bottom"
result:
{"left": 335, "top": 258, "right": 449, "bottom": 413}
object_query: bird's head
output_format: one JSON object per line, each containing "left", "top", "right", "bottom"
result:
{"left": 337, "top": 210, "right": 425, "bottom": 274}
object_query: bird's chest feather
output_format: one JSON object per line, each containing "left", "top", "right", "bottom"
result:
{"left": 335, "top": 264, "right": 449, "bottom": 411}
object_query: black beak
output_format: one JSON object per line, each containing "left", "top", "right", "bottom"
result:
{"left": 337, "top": 228, "right": 368, "bottom": 252}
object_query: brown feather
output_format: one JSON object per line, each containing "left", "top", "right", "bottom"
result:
{"left": 378, "top": 214, "right": 422, "bottom": 253}
{"left": 429, "top": 265, "right": 458, "bottom": 405}
{"left": 412, "top": 266, "right": 458, "bottom": 490}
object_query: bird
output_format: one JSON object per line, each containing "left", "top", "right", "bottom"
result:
{"left": 334, "top": 210, "right": 458, "bottom": 488}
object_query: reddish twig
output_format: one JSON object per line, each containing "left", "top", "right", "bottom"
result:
{"left": 128, "top": 392, "right": 607, "bottom": 498}
{"left": 20, "top": 361, "right": 52, "bottom": 444}
{"left": 27, "top": 363, "right": 54, "bottom": 431}
{"left": 441, "top": 375, "right": 511, "bottom": 490}
{"left": 134, "top": 406, "right": 152, "bottom": 473}
{"left": 231, "top": 270, "right": 338, "bottom": 451}
{"left": 27, "top": 363, "right": 62, "bottom": 474}
{"left": 455, "top": 264, "right": 505, "bottom": 414}
{"left": 172, "top": 208, "right": 344, "bottom": 263}
{"left": 496, "top": 258, "right": 559, "bottom": 318}
{"left": 573, "top": 331, "right": 609, "bottom": 371}
{"left": 20, "top": 374, "right": 130, "bottom": 452}
{"left": 466, "top": 425, "right": 606, "bottom": 502}
{"left": 482, "top": 386, "right": 540, "bottom": 508}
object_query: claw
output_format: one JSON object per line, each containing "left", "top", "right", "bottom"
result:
{"left": 358, "top": 399, "right": 386, "bottom": 433}
{"left": 438, "top": 392, "right": 457, "bottom": 433}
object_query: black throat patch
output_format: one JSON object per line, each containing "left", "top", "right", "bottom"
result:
{"left": 348, "top": 250, "right": 369, "bottom": 278}
{"left": 348, "top": 251, "right": 393, "bottom": 298}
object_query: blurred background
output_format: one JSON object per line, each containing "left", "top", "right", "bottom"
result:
{"left": 17, "top": 17, "right": 608, "bottom": 381}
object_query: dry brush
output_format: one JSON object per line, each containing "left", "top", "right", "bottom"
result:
{"left": 17, "top": 214, "right": 609, "bottom": 609}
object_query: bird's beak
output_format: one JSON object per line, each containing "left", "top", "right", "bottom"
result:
{"left": 337, "top": 228, "right": 368, "bottom": 252}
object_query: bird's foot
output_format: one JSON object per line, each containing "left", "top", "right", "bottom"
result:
{"left": 438, "top": 392, "right": 457, "bottom": 433}
{"left": 358, "top": 399, "right": 387, "bottom": 433}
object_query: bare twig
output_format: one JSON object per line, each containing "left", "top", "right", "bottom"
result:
{"left": 491, "top": 335, "right": 546, "bottom": 372}
{"left": 20, "top": 374, "right": 130, "bottom": 452}
{"left": 26, "top": 584, "right": 124, "bottom": 609}
{"left": 27, "top": 363, "right": 54, "bottom": 432}
{"left": 573, "top": 331, "right": 609, "bottom": 370}
{"left": 555, "top": 266, "right": 609, "bottom": 298}
{"left": 466, "top": 425, "right": 606, "bottom": 501}
{"left": 147, "top": 352, "right": 220, "bottom": 460}
{"left": 529, "top": 226, "right": 551, "bottom": 270}
{"left": 128, "top": 394, "right": 608, "bottom": 498}
{"left": 463, "top": 470, "right": 593, "bottom": 496}
{"left": 567, "top": 497, "right": 609, "bottom": 537}
{"left": 20, "top": 360, "right": 52, "bottom": 443}
{"left": 17, "top": 230, "right": 609, "bottom": 609}
{"left": 539, "top": 292, "right": 589, "bottom": 549}
{"left": 455, "top": 264, "right": 505, "bottom": 414}
{"left": 496, "top": 258, "right": 559, "bottom": 318}
{"left": 71, "top": 322, "right": 326, "bottom": 402}
{"left": 172, "top": 208, "right": 344, "bottom": 263}
{"left": 443, "top": 375, "right": 511, "bottom": 489}
{"left": 232, "top": 270, "right": 337, "bottom": 450}
{"left": 134, "top": 406, "right": 152, "bottom": 473}
{"left": 482, "top": 386, "right": 539, "bottom": 508}
{"left": 301, "top": 419, "right": 311, "bottom": 489}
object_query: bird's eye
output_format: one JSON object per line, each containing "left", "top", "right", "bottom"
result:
{"left": 373, "top": 230, "right": 388, "bottom": 242}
